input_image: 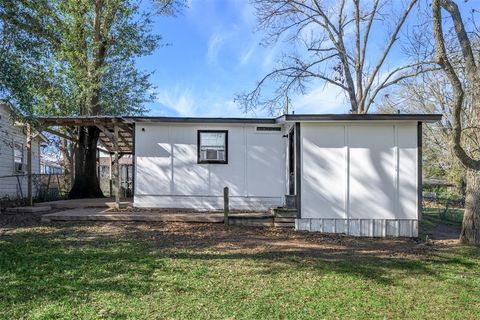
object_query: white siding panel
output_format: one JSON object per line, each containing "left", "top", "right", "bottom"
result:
{"left": 135, "top": 125, "right": 172, "bottom": 195}
{"left": 246, "top": 130, "right": 285, "bottom": 197}
{"left": 298, "top": 122, "right": 419, "bottom": 237}
{"left": 134, "top": 123, "right": 285, "bottom": 210}
{"left": 348, "top": 126, "right": 396, "bottom": 219}
{"left": 170, "top": 126, "right": 210, "bottom": 195}
{"left": 397, "top": 126, "right": 418, "bottom": 219}
{"left": 301, "top": 124, "right": 346, "bottom": 219}
{"left": 208, "top": 127, "right": 245, "bottom": 196}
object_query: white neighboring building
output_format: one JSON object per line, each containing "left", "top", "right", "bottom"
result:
{"left": 0, "top": 103, "right": 46, "bottom": 199}
{"left": 132, "top": 113, "right": 440, "bottom": 237}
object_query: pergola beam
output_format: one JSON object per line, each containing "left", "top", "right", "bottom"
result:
{"left": 37, "top": 118, "right": 134, "bottom": 154}
{"left": 117, "top": 132, "right": 132, "bottom": 150}
{"left": 42, "top": 127, "right": 79, "bottom": 143}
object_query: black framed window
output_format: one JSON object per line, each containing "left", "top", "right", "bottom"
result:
{"left": 197, "top": 130, "right": 228, "bottom": 164}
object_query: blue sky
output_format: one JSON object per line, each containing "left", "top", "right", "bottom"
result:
{"left": 137, "top": 0, "right": 354, "bottom": 117}
{"left": 136, "top": 0, "right": 477, "bottom": 117}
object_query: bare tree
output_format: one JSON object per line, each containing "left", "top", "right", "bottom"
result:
{"left": 238, "top": 0, "right": 437, "bottom": 114}
{"left": 432, "top": 0, "right": 480, "bottom": 244}
{"left": 379, "top": 71, "right": 469, "bottom": 192}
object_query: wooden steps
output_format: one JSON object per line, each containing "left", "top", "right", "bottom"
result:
{"left": 228, "top": 212, "right": 274, "bottom": 227}
{"left": 273, "top": 207, "right": 297, "bottom": 228}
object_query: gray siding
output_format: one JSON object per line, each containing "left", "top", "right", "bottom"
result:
{"left": 0, "top": 104, "right": 42, "bottom": 199}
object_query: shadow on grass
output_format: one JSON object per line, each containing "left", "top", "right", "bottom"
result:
{"left": 1, "top": 223, "right": 479, "bottom": 309}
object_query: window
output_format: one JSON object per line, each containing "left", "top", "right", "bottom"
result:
{"left": 197, "top": 130, "right": 228, "bottom": 164}
{"left": 13, "top": 143, "right": 24, "bottom": 173}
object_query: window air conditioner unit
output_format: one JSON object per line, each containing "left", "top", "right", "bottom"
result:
{"left": 205, "top": 149, "right": 224, "bottom": 161}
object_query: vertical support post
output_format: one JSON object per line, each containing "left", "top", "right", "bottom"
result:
{"left": 114, "top": 124, "right": 120, "bottom": 209}
{"left": 417, "top": 122, "right": 423, "bottom": 221}
{"left": 295, "top": 122, "right": 301, "bottom": 219}
{"left": 45, "top": 173, "right": 52, "bottom": 201}
{"left": 224, "top": 186, "right": 229, "bottom": 225}
{"left": 109, "top": 153, "right": 113, "bottom": 197}
{"left": 26, "top": 123, "right": 33, "bottom": 206}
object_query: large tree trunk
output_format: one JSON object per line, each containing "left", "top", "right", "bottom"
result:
{"left": 460, "top": 169, "right": 480, "bottom": 245}
{"left": 69, "top": 126, "right": 104, "bottom": 198}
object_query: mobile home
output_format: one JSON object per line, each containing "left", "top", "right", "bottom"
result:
{"left": 132, "top": 114, "right": 440, "bottom": 237}
{"left": 37, "top": 113, "right": 441, "bottom": 237}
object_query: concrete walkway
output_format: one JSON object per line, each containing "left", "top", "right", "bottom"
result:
{"left": 36, "top": 198, "right": 132, "bottom": 209}
{"left": 40, "top": 208, "right": 275, "bottom": 226}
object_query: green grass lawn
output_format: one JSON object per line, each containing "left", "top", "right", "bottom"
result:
{"left": 423, "top": 207, "right": 465, "bottom": 224}
{"left": 0, "top": 222, "right": 479, "bottom": 319}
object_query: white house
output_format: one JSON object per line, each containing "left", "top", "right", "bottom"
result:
{"left": 0, "top": 103, "right": 46, "bottom": 199}
{"left": 37, "top": 113, "right": 440, "bottom": 237}
{"left": 132, "top": 113, "right": 440, "bottom": 237}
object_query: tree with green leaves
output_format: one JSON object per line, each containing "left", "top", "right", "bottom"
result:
{"left": 0, "top": 0, "right": 184, "bottom": 198}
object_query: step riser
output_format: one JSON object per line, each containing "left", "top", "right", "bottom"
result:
{"left": 274, "top": 217, "right": 296, "bottom": 223}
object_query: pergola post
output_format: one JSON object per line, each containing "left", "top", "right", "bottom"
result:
{"left": 113, "top": 123, "right": 120, "bottom": 209}
{"left": 26, "top": 123, "right": 33, "bottom": 206}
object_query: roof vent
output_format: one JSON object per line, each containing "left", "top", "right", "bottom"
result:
{"left": 256, "top": 126, "right": 282, "bottom": 132}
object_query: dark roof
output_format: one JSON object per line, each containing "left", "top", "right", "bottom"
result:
{"left": 35, "top": 113, "right": 441, "bottom": 155}
{"left": 36, "top": 113, "right": 441, "bottom": 125}
{"left": 278, "top": 114, "right": 442, "bottom": 123}
{"left": 125, "top": 116, "right": 276, "bottom": 124}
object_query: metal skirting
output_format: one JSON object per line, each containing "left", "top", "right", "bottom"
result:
{"left": 295, "top": 218, "right": 418, "bottom": 238}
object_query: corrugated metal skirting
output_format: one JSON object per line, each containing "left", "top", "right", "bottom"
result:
{"left": 295, "top": 218, "right": 418, "bottom": 237}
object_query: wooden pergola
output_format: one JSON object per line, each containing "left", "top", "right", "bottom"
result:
{"left": 29, "top": 116, "right": 135, "bottom": 209}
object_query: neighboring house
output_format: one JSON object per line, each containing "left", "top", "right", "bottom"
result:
{"left": 40, "top": 158, "right": 64, "bottom": 174}
{"left": 0, "top": 103, "right": 46, "bottom": 199}
{"left": 37, "top": 113, "right": 441, "bottom": 237}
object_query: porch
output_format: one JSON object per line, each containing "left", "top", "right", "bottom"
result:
{"left": 40, "top": 209, "right": 278, "bottom": 227}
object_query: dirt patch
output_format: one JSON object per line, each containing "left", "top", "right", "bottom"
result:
{"left": 0, "top": 208, "right": 67, "bottom": 228}
{"left": 17, "top": 221, "right": 438, "bottom": 258}
{"left": 0, "top": 211, "right": 43, "bottom": 228}
{"left": 0, "top": 210, "right": 460, "bottom": 257}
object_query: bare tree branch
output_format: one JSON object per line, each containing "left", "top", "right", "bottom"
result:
{"left": 433, "top": 0, "right": 480, "bottom": 170}
{"left": 240, "top": 0, "right": 427, "bottom": 115}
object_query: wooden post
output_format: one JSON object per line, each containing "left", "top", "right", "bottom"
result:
{"left": 114, "top": 124, "right": 120, "bottom": 209}
{"left": 224, "top": 186, "right": 229, "bottom": 225}
{"left": 109, "top": 153, "right": 113, "bottom": 197}
{"left": 26, "top": 123, "right": 33, "bottom": 206}
{"left": 45, "top": 173, "right": 52, "bottom": 201}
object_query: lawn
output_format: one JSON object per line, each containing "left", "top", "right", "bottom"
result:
{"left": 0, "top": 217, "right": 479, "bottom": 319}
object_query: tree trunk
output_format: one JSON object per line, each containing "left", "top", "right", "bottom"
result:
{"left": 69, "top": 126, "right": 104, "bottom": 198}
{"left": 460, "top": 169, "right": 480, "bottom": 245}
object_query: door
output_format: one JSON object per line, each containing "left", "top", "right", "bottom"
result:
{"left": 288, "top": 127, "right": 295, "bottom": 195}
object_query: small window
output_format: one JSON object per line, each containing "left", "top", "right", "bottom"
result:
{"left": 13, "top": 143, "right": 25, "bottom": 173}
{"left": 197, "top": 130, "right": 228, "bottom": 164}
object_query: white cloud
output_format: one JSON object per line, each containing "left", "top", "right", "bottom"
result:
{"left": 156, "top": 86, "right": 196, "bottom": 116}
{"left": 207, "top": 29, "right": 238, "bottom": 64}
{"left": 155, "top": 85, "right": 253, "bottom": 117}
{"left": 292, "top": 83, "right": 349, "bottom": 114}
{"left": 239, "top": 44, "right": 256, "bottom": 65}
